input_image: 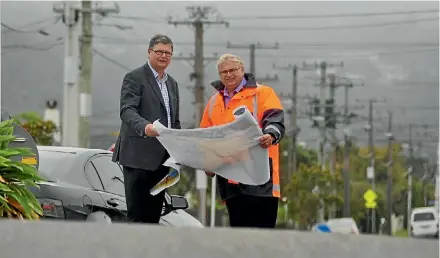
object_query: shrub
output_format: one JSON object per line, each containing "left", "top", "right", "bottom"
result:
{"left": 13, "top": 111, "right": 57, "bottom": 146}
{"left": 0, "top": 119, "right": 45, "bottom": 219}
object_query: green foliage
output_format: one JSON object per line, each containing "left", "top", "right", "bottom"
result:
{"left": 12, "top": 111, "right": 43, "bottom": 124}
{"left": 279, "top": 137, "right": 435, "bottom": 231}
{"left": 284, "top": 163, "right": 343, "bottom": 227}
{"left": 12, "top": 111, "right": 56, "bottom": 146}
{"left": 0, "top": 119, "right": 45, "bottom": 219}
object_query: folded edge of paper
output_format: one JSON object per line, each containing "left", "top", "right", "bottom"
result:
{"left": 150, "top": 157, "right": 181, "bottom": 196}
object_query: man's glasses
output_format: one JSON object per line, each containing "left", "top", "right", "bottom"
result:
{"left": 151, "top": 49, "right": 173, "bottom": 57}
{"left": 219, "top": 67, "right": 241, "bottom": 76}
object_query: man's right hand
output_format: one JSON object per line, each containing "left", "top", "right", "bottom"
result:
{"left": 145, "top": 124, "right": 159, "bottom": 137}
{"left": 205, "top": 171, "right": 215, "bottom": 178}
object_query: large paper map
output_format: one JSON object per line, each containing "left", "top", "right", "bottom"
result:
{"left": 150, "top": 105, "right": 270, "bottom": 195}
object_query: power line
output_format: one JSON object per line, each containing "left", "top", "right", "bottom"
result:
{"left": 1, "top": 17, "right": 62, "bottom": 35}
{"left": 222, "top": 8, "right": 440, "bottom": 20}
{"left": 107, "top": 14, "right": 165, "bottom": 23}
{"left": 1, "top": 38, "right": 64, "bottom": 55}
{"left": 1, "top": 16, "right": 61, "bottom": 34}
{"left": 108, "top": 8, "right": 439, "bottom": 22}
{"left": 2, "top": 42, "right": 63, "bottom": 51}
{"left": 92, "top": 47, "right": 131, "bottom": 71}
{"left": 390, "top": 80, "right": 439, "bottom": 86}
{"left": 89, "top": 40, "right": 439, "bottom": 63}
{"left": 92, "top": 36, "right": 438, "bottom": 48}
{"left": 255, "top": 48, "right": 438, "bottom": 59}
{"left": 225, "top": 16, "right": 439, "bottom": 31}
{"left": 107, "top": 15, "right": 438, "bottom": 32}
{"left": 373, "top": 104, "right": 439, "bottom": 110}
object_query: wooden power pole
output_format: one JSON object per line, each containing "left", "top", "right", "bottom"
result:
{"left": 386, "top": 111, "right": 394, "bottom": 235}
{"left": 273, "top": 64, "right": 299, "bottom": 178}
{"left": 53, "top": 1, "right": 119, "bottom": 148}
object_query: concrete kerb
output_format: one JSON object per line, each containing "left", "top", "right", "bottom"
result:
{"left": 0, "top": 220, "right": 438, "bottom": 258}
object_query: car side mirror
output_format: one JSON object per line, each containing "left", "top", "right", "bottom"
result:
{"left": 170, "top": 195, "right": 188, "bottom": 210}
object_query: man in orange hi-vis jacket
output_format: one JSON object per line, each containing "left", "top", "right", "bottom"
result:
{"left": 199, "top": 53, "right": 285, "bottom": 228}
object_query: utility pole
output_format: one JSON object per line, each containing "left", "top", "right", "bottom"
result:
{"left": 227, "top": 42, "right": 278, "bottom": 78}
{"left": 386, "top": 111, "right": 393, "bottom": 236}
{"left": 168, "top": 5, "right": 228, "bottom": 226}
{"left": 422, "top": 124, "right": 429, "bottom": 206}
{"left": 407, "top": 124, "right": 414, "bottom": 237}
{"left": 328, "top": 73, "right": 337, "bottom": 219}
{"left": 318, "top": 61, "right": 327, "bottom": 177}
{"left": 367, "top": 99, "right": 376, "bottom": 234}
{"left": 435, "top": 145, "right": 439, "bottom": 216}
{"left": 355, "top": 97, "right": 386, "bottom": 233}
{"left": 342, "top": 80, "right": 354, "bottom": 218}
{"left": 79, "top": 0, "right": 93, "bottom": 148}
{"left": 54, "top": 2, "right": 80, "bottom": 147}
{"left": 54, "top": 1, "right": 119, "bottom": 148}
{"left": 78, "top": 1, "right": 91, "bottom": 148}
{"left": 273, "top": 64, "right": 299, "bottom": 179}
{"left": 303, "top": 60, "right": 343, "bottom": 223}
{"left": 305, "top": 61, "right": 343, "bottom": 172}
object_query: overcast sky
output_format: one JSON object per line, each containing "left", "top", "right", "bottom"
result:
{"left": 1, "top": 1, "right": 439, "bottom": 156}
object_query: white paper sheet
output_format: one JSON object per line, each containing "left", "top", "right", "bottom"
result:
{"left": 153, "top": 105, "right": 270, "bottom": 186}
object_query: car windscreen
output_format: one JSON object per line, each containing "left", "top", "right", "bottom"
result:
{"left": 37, "top": 150, "right": 76, "bottom": 181}
{"left": 326, "top": 218, "right": 358, "bottom": 233}
{"left": 413, "top": 212, "right": 436, "bottom": 222}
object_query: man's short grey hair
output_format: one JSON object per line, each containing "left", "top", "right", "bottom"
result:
{"left": 216, "top": 53, "right": 244, "bottom": 68}
{"left": 149, "top": 34, "right": 173, "bottom": 51}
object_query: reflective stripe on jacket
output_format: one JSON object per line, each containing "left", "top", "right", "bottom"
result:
{"left": 199, "top": 73, "right": 285, "bottom": 200}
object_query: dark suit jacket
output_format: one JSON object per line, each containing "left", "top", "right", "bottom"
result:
{"left": 112, "top": 63, "right": 181, "bottom": 171}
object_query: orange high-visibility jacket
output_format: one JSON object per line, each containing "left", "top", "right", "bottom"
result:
{"left": 199, "top": 73, "right": 285, "bottom": 200}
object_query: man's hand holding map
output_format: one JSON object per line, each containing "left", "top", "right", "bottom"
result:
{"left": 149, "top": 105, "right": 270, "bottom": 195}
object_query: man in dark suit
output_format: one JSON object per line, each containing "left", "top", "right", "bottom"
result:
{"left": 112, "top": 34, "right": 180, "bottom": 224}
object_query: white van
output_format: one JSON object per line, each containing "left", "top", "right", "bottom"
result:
{"left": 410, "top": 207, "right": 439, "bottom": 238}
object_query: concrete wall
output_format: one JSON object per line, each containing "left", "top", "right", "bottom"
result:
{"left": 0, "top": 220, "right": 437, "bottom": 258}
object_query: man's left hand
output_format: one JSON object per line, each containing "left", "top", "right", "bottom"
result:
{"left": 259, "top": 134, "right": 274, "bottom": 149}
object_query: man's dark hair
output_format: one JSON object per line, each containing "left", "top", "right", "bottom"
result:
{"left": 149, "top": 34, "right": 173, "bottom": 51}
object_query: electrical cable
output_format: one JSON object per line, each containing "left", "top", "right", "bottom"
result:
{"left": 92, "top": 35, "right": 438, "bottom": 49}
{"left": 108, "top": 8, "right": 440, "bottom": 22}
{"left": 225, "top": 16, "right": 439, "bottom": 31}
{"left": 92, "top": 47, "right": 131, "bottom": 71}
{"left": 253, "top": 48, "right": 438, "bottom": 59}
{"left": 223, "top": 8, "right": 440, "bottom": 20}
{"left": 1, "top": 16, "right": 62, "bottom": 35}
{"left": 106, "top": 15, "right": 165, "bottom": 23}
{"left": 1, "top": 38, "right": 64, "bottom": 55}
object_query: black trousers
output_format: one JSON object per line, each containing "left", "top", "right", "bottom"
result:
{"left": 225, "top": 195, "right": 279, "bottom": 228}
{"left": 122, "top": 165, "right": 169, "bottom": 224}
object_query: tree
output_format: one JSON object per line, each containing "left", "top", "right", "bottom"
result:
{"left": 278, "top": 137, "right": 435, "bottom": 232}
{"left": 278, "top": 137, "right": 317, "bottom": 190}
{"left": 347, "top": 143, "right": 434, "bottom": 231}
{"left": 283, "top": 163, "right": 343, "bottom": 228}
{"left": 13, "top": 112, "right": 57, "bottom": 146}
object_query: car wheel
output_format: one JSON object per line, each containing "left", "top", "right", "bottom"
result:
{"left": 86, "top": 211, "right": 112, "bottom": 224}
